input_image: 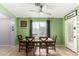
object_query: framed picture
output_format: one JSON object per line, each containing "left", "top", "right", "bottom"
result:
{"left": 20, "top": 21, "right": 27, "bottom": 27}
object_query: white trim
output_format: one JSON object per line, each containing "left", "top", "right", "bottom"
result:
{"left": 0, "top": 45, "right": 16, "bottom": 48}
{"left": 77, "top": 53, "right": 79, "bottom": 55}
{"left": 56, "top": 45, "right": 64, "bottom": 47}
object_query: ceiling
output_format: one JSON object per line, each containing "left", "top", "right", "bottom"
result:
{"left": 2, "top": 3, "right": 79, "bottom": 18}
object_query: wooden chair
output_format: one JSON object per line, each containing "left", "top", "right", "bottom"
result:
{"left": 18, "top": 35, "right": 26, "bottom": 52}
{"left": 26, "top": 37, "right": 35, "bottom": 55}
{"left": 39, "top": 37, "right": 48, "bottom": 47}
{"left": 53, "top": 35, "right": 57, "bottom": 52}
{"left": 47, "top": 35, "right": 57, "bottom": 52}
{"left": 39, "top": 37, "right": 48, "bottom": 55}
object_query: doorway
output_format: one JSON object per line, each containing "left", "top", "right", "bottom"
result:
{"left": 65, "top": 17, "right": 77, "bottom": 52}
{"left": 0, "top": 13, "right": 15, "bottom": 46}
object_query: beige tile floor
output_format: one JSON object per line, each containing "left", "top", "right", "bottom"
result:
{"left": 0, "top": 46, "right": 78, "bottom": 56}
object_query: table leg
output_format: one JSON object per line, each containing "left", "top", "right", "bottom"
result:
{"left": 26, "top": 42, "right": 28, "bottom": 56}
{"left": 33, "top": 43, "right": 35, "bottom": 56}
{"left": 39, "top": 42, "right": 41, "bottom": 56}
{"left": 46, "top": 43, "right": 48, "bottom": 56}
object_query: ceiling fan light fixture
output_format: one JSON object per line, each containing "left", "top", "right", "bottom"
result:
{"left": 39, "top": 12, "right": 43, "bottom": 15}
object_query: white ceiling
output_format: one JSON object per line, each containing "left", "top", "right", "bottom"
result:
{"left": 2, "top": 3, "right": 79, "bottom": 18}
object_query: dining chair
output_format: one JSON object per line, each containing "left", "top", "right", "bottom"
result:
{"left": 39, "top": 37, "right": 48, "bottom": 47}
{"left": 17, "top": 35, "right": 26, "bottom": 52}
{"left": 53, "top": 35, "right": 57, "bottom": 52}
{"left": 26, "top": 36, "right": 35, "bottom": 55}
{"left": 47, "top": 35, "right": 57, "bottom": 52}
{"left": 39, "top": 37, "right": 48, "bottom": 55}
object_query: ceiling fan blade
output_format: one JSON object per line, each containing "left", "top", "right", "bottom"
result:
{"left": 43, "top": 12, "right": 52, "bottom": 15}
{"left": 29, "top": 10, "right": 39, "bottom": 13}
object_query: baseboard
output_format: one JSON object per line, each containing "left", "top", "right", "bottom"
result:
{"left": 0, "top": 45, "right": 11, "bottom": 46}
{"left": 15, "top": 45, "right": 18, "bottom": 47}
{"left": 77, "top": 53, "right": 79, "bottom": 55}
{"left": 0, "top": 45, "right": 16, "bottom": 48}
{"left": 56, "top": 45, "right": 64, "bottom": 47}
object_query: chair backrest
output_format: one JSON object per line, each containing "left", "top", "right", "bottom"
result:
{"left": 39, "top": 37, "right": 48, "bottom": 41}
{"left": 26, "top": 37, "right": 34, "bottom": 42}
{"left": 26, "top": 37, "right": 35, "bottom": 47}
{"left": 53, "top": 35, "right": 57, "bottom": 44}
{"left": 17, "top": 35, "right": 23, "bottom": 41}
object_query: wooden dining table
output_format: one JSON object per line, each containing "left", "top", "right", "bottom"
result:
{"left": 21, "top": 38, "right": 54, "bottom": 56}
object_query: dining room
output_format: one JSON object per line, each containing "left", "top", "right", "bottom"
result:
{"left": 17, "top": 18, "right": 60, "bottom": 56}
{"left": 0, "top": 3, "right": 79, "bottom": 56}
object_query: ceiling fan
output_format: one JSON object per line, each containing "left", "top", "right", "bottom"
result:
{"left": 29, "top": 3, "right": 52, "bottom": 15}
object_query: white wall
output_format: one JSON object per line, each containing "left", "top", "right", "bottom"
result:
{"left": 0, "top": 19, "right": 11, "bottom": 45}
{"left": 0, "top": 13, "right": 15, "bottom": 46}
{"left": 10, "top": 18, "right": 15, "bottom": 45}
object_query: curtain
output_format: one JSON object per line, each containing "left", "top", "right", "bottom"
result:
{"left": 47, "top": 19, "right": 50, "bottom": 37}
{"left": 29, "top": 20, "right": 32, "bottom": 37}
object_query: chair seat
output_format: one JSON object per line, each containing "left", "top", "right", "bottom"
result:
{"left": 40, "top": 43, "right": 46, "bottom": 45}
{"left": 20, "top": 43, "right": 26, "bottom": 46}
{"left": 47, "top": 43, "right": 55, "bottom": 45}
{"left": 28, "top": 45, "right": 34, "bottom": 48}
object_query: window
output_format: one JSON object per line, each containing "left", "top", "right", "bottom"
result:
{"left": 32, "top": 22, "right": 47, "bottom": 37}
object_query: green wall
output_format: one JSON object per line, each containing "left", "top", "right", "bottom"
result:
{"left": 50, "top": 18, "right": 64, "bottom": 45}
{"left": 17, "top": 18, "right": 30, "bottom": 38}
{"left": 17, "top": 18, "right": 64, "bottom": 45}
{"left": 17, "top": 18, "right": 48, "bottom": 39}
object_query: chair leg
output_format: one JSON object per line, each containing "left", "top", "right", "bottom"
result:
{"left": 39, "top": 43, "right": 41, "bottom": 56}
{"left": 19, "top": 45, "right": 20, "bottom": 52}
{"left": 33, "top": 46, "right": 35, "bottom": 56}
{"left": 39, "top": 46, "right": 41, "bottom": 56}
{"left": 46, "top": 43, "right": 48, "bottom": 56}
{"left": 46, "top": 46, "right": 49, "bottom": 56}
{"left": 54, "top": 46, "right": 56, "bottom": 52}
{"left": 26, "top": 48, "right": 28, "bottom": 56}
